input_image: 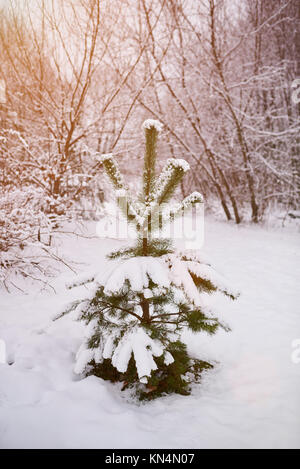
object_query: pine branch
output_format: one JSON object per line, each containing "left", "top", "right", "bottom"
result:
{"left": 99, "top": 153, "right": 143, "bottom": 228}
{"left": 154, "top": 158, "right": 190, "bottom": 205}
{"left": 107, "top": 238, "right": 173, "bottom": 259}
{"left": 99, "top": 298, "right": 142, "bottom": 322}
{"left": 162, "top": 191, "right": 203, "bottom": 223}
{"left": 142, "top": 120, "right": 162, "bottom": 202}
{"left": 100, "top": 153, "right": 127, "bottom": 191}
{"left": 151, "top": 312, "right": 181, "bottom": 320}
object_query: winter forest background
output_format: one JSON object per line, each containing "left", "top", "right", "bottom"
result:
{"left": 0, "top": 0, "right": 299, "bottom": 450}
{"left": 0, "top": 0, "right": 299, "bottom": 286}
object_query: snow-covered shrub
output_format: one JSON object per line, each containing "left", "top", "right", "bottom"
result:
{"left": 55, "top": 120, "right": 238, "bottom": 400}
{"left": 0, "top": 186, "right": 55, "bottom": 288}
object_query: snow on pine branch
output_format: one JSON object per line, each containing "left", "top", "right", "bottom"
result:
{"left": 186, "top": 261, "right": 239, "bottom": 299}
{"left": 66, "top": 271, "right": 96, "bottom": 290}
{"left": 97, "top": 154, "right": 146, "bottom": 227}
{"left": 97, "top": 153, "right": 127, "bottom": 191}
{"left": 52, "top": 299, "right": 85, "bottom": 321}
{"left": 97, "top": 256, "right": 171, "bottom": 295}
{"left": 153, "top": 158, "right": 190, "bottom": 204}
{"left": 179, "top": 250, "right": 211, "bottom": 266}
{"left": 160, "top": 191, "right": 204, "bottom": 224}
{"left": 74, "top": 325, "right": 172, "bottom": 383}
{"left": 163, "top": 254, "right": 208, "bottom": 310}
{"left": 182, "top": 192, "right": 204, "bottom": 207}
{"left": 167, "top": 158, "right": 190, "bottom": 172}
{"left": 111, "top": 327, "right": 164, "bottom": 382}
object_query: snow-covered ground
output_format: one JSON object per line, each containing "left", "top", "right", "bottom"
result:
{"left": 0, "top": 218, "right": 299, "bottom": 449}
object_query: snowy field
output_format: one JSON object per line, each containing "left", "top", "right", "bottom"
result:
{"left": 0, "top": 217, "right": 299, "bottom": 449}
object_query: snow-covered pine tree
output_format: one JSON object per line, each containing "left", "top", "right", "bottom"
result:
{"left": 55, "top": 119, "right": 238, "bottom": 400}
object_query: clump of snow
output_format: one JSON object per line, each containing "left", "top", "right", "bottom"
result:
{"left": 164, "top": 351, "right": 175, "bottom": 366}
{"left": 182, "top": 192, "right": 204, "bottom": 206}
{"left": 102, "top": 335, "right": 116, "bottom": 361}
{"left": 143, "top": 288, "right": 153, "bottom": 299}
{"left": 74, "top": 326, "right": 170, "bottom": 383}
{"left": 111, "top": 327, "right": 164, "bottom": 381}
{"left": 167, "top": 158, "right": 190, "bottom": 172}
{"left": 142, "top": 119, "right": 163, "bottom": 132}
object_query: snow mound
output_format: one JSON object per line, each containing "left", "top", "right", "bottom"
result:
{"left": 1, "top": 219, "right": 300, "bottom": 448}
